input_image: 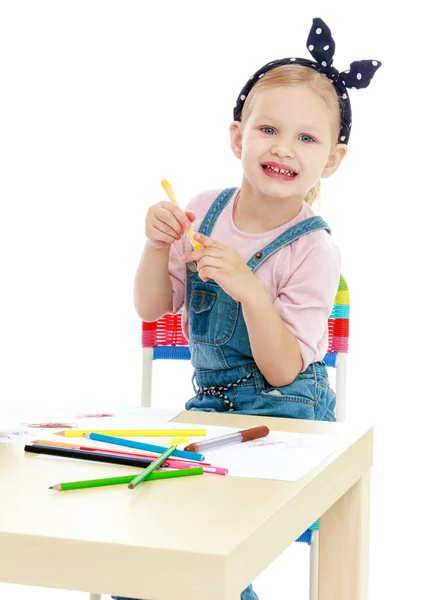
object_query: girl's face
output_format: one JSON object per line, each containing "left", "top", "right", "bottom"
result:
{"left": 230, "top": 84, "right": 346, "bottom": 200}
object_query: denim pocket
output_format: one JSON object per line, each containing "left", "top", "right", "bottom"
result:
{"left": 190, "top": 289, "right": 217, "bottom": 313}
{"left": 264, "top": 373, "right": 317, "bottom": 402}
{"left": 189, "top": 281, "right": 239, "bottom": 345}
{"left": 258, "top": 391, "right": 317, "bottom": 420}
{"left": 258, "top": 365, "right": 321, "bottom": 420}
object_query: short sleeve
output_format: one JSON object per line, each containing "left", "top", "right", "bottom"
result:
{"left": 273, "top": 237, "right": 341, "bottom": 371}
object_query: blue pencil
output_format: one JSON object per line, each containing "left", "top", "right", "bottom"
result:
{"left": 84, "top": 432, "right": 205, "bottom": 462}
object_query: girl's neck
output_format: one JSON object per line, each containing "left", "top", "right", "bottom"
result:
{"left": 233, "top": 178, "right": 305, "bottom": 233}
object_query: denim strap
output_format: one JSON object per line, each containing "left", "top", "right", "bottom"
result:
{"left": 198, "top": 188, "right": 238, "bottom": 237}
{"left": 247, "top": 216, "right": 330, "bottom": 272}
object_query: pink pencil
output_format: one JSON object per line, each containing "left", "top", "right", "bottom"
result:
{"left": 98, "top": 450, "right": 228, "bottom": 475}
{"left": 162, "top": 458, "right": 228, "bottom": 476}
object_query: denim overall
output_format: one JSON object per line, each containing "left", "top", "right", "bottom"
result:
{"left": 185, "top": 188, "right": 336, "bottom": 424}
{"left": 112, "top": 189, "right": 336, "bottom": 600}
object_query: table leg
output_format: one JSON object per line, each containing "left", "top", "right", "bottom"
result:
{"left": 318, "top": 471, "right": 371, "bottom": 600}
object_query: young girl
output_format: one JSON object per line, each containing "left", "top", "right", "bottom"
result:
{"left": 129, "top": 17, "right": 380, "bottom": 600}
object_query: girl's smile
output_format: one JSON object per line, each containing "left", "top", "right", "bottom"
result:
{"left": 261, "top": 161, "right": 298, "bottom": 181}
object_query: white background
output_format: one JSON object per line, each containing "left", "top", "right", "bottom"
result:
{"left": 0, "top": 1, "right": 446, "bottom": 599}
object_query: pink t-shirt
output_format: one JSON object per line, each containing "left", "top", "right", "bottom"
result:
{"left": 168, "top": 189, "right": 341, "bottom": 371}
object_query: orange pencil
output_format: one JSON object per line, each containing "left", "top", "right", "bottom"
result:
{"left": 31, "top": 439, "right": 157, "bottom": 457}
{"left": 161, "top": 179, "right": 203, "bottom": 250}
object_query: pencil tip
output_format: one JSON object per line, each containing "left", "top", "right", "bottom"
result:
{"left": 53, "top": 431, "right": 63, "bottom": 436}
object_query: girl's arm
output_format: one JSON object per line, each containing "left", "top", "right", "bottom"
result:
{"left": 184, "top": 232, "right": 303, "bottom": 386}
{"left": 241, "top": 286, "right": 303, "bottom": 387}
{"left": 134, "top": 200, "right": 195, "bottom": 322}
{"left": 134, "top": 242, "right": 173, "bottom": 322}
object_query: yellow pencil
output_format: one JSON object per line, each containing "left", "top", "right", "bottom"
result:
{"left": 54, "top": 429, "right": 207, "bottom": 437}
{"left": 161, "top": 179, "right": 203, "bottom": 250}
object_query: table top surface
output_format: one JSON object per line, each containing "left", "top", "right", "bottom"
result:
{"left": 0, "top": 410, "right": 374, "bottom": 599}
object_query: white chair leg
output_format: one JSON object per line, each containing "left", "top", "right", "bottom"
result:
{"left": 335, "top": 352, "right": 348, "bottom": 423}
{"left": 309, "top": 529, "right": 319, "bottom": 600}
{"left": 141, "top": 347, "right": 154, "bottom": 407}
{"left": 89, "top": 594, "right": 101, "bottom": 600}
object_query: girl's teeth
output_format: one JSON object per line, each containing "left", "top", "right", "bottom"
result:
{"left": 265, "top": 165, "right": 295, "bottom": 176}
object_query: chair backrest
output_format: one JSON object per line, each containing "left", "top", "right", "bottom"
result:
{"left": 141, "top": 275, "right": 350, "bottom": 420}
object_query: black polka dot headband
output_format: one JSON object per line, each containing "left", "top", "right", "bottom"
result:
{"left": 233, "top": 17, "right": 382, "bottom": 144}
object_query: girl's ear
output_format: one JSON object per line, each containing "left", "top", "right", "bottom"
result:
{"left": 229, "top": 121, "right": 243, "bottom": 159}
{"left": 321, "top": 144, "right": 348, "bottom": 179}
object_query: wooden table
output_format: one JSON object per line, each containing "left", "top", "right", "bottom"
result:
{"left": 0, "top": 411, "right": 373, "bottom": 600}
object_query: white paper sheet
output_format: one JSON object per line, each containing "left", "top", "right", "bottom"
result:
{"left": 0, "top": 406, "right": 183, "bottom": 443}
{"left": 175, "top": 424, "right": 339, "bottom": 481}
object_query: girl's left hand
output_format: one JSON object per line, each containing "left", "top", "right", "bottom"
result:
{"left": 183, "top": 232, "right": 263, "bottom": 304}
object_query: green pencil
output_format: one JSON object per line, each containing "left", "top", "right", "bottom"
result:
{"left": 128, "top": 444, "right": 177, "bottom": 489}
{"left": 49, "top": 467, "right": 204, "bottom": 491}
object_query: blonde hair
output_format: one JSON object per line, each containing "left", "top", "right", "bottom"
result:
{"left": 240, "top": 64, "right": 341, "bottom": 206}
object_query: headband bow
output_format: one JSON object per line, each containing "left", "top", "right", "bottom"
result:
{"left": 233, "top": 17, "right": 382, "bottom": 144}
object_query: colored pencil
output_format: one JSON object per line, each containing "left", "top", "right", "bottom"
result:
{"left": 161, "top": 179, "right": 203, "bottom": 250}
{"left": 128, "top": 445, "right": 177, "bottom": 490}
{"left": 49, "top": 467, "right": 204, "bottom": 491}
{"left": 24, "top": 444, "right": 157, "bottom": 468}
{"left": 29, "top": 441, "right": 227, "bottom": 475}
{"left": 54, "top": 429, "right": 206, "bottom": 437}
{"left": 84, "top": 432, "right": 205, "bottom": 461}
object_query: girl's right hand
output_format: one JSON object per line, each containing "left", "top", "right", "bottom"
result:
{"left": 145, "top": 201, "right": 196, "bottom": 250}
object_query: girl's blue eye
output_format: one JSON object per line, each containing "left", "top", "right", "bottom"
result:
{"left": 299, "top": 134, "right": 314, "bottom": 143}
{"left": 261, "top": 127, "right": 276, "bottom": 135}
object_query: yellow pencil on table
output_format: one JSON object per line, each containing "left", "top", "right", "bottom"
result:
{"left": 161, "top": 179, "right": 203, "bottom": 250}
{"left": 54, "top": 429, "right": 206, "bottom": 437}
